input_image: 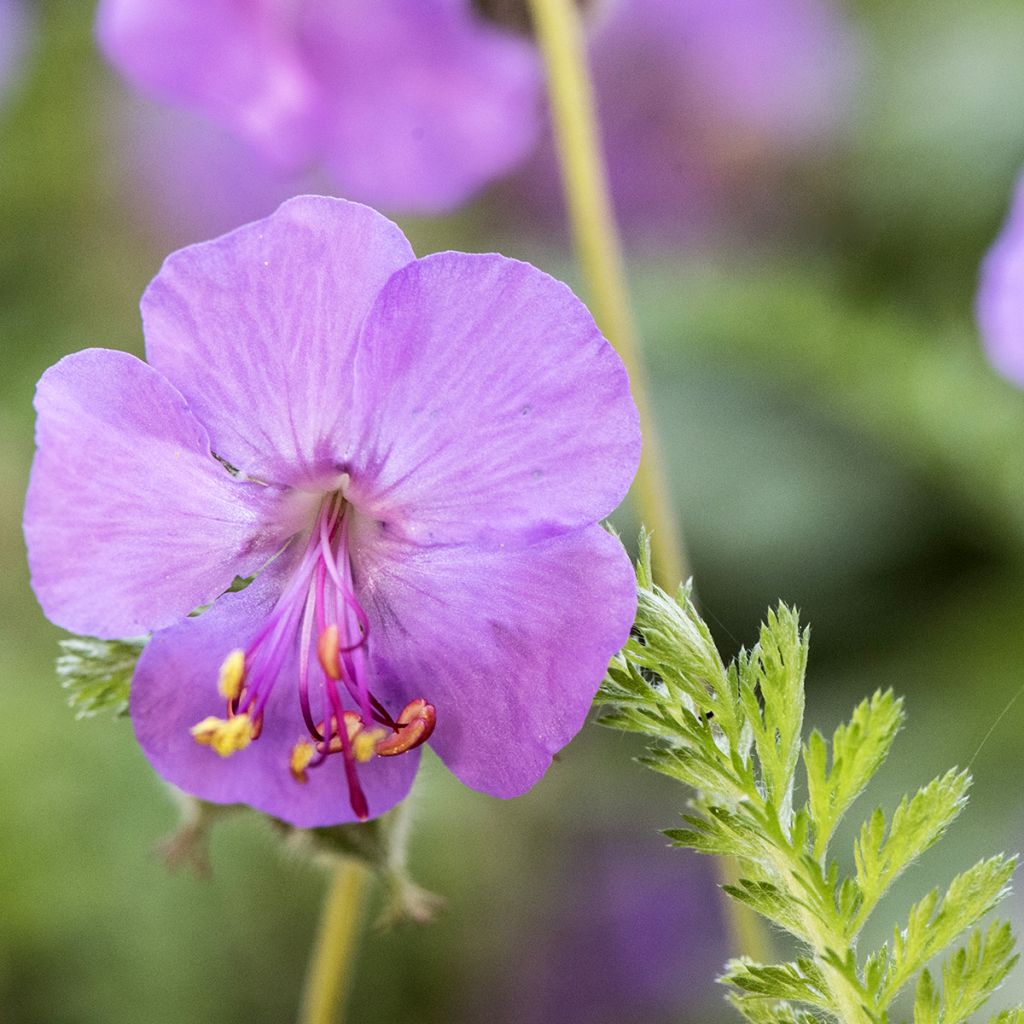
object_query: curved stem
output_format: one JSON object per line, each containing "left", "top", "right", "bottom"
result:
{"left": 298, "top": 859, "right": 370, "bottom": 1024}
{"left": 526, "top": 0, "right": 686, "bottom": 586}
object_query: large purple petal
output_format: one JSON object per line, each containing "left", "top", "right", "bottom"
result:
{"left": 24, "top": 349, "right": 301, "bottom": 638}
{"left": 96, "top": 0, "right": 320, "bottom": 169}
{"left": 132, "top": 555, "right": 419, "bottom": 827}
{"left": 978, "top": 174, "right": 1024, "bottom": 387}
{"left": 298, "top": 0, "right": 541, "bottom": 213}
{"left": 142, "top": 196, "right": 416, "bottom": 488}
{"left": 354, "top": 526, "right": 636, "bottom": 798}
{"left": 345, "top": 253, "right": 640, "bottom": 547}
{"left": 97, "top": 0, "right": 541, "bottom": 213}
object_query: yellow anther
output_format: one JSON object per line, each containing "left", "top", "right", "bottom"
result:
{"left": 352, "top": 727, "right": 387, "bottom": 764}
{"left": 289, "top": 740, "right": 316, "bottom": 783}
{"left": 217, "top": 648, "right": 246, "bottom": 701}
{"left": 190, "top": 714, "right": 255, "bottom": 757}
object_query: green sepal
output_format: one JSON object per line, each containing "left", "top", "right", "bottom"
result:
{"left": 284, "top": 804, "right": 443, "bottom": 928}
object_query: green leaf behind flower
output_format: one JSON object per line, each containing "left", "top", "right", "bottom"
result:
{"left": 57, "top": 635, "right": 144, "bottom": 719}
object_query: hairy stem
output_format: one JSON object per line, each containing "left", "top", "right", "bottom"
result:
{"left": 526, "top": 0, "right": 686, "bottom": 585}
{"left": 298, "top": 860, "right": 370, "bottom": 1024}
{"left": 767, "top": 832, "right": 873, "bottom": 1024}
{"left": 803, "top": 919, "right": 874, "bottom": 1024}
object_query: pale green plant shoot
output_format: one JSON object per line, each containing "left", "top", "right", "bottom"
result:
{"left": 599, "top": 534, "right": 1021, "bottom": 1024}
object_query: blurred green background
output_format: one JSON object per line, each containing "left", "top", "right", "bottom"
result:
{"left": 4, "top": 1, "right": 1024, "bottom": 1022}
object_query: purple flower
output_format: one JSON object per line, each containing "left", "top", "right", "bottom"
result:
{"left": 109, "top": 94, "right": 314, "bottom": 245}
{"left": 978, "top": 173, "right": 1024, "bottom": 387}
{"left": 95, "top": 0, "right": 542, "bottom": 214}
{"left": 24, "top": 196, "right": 640, "bottom": 826}
{"left": 508, "top": 839, "right": 726, "bottom": 1024}
{"left": 508, "top": 0, "right": 857, "bottom": 241}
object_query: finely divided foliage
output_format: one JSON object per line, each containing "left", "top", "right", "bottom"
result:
{"left": 58, "top": 636, "right": 142, "bottom": 719}
{"left": 598, "top": 534, "right": 1022, "bottom": 1024}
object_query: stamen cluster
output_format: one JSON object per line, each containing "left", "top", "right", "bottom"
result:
{"left": 190, "top": 493, "right": 435, "bottom": 819}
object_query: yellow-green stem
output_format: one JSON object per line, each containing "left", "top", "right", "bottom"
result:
{"left": 767, "top": 850, "right": 872, "bottom": 1024}
{"left": 526, "top": 0, "right": 685, "bottom": 585}
{"left": 526, "top": 0, "right": 771, "bottom": 966}
{"left": 718, "top": 855, "right": 774, "bottom": 964}
{"left": 299, "top": 860, "right": 370, "bottom": 1024}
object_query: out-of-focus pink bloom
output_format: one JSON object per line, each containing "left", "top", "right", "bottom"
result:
{"left": 978, "top": 173, "right": 1024, "bottom": 387}
{"left": 108, "top": 95, "right": 314, "bottom": 244}
{"left": 475, "top": 831, "right": 728, "bottom": 1024}
{"left": 508, "top": 0, "right": 858, "bottom": 243}
{"left": 95, "top": 0, "right": 542, "bottom": 215}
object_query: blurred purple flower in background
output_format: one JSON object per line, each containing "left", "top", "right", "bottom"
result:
{"left": 107, "top": 95, "right": 312, "bottom": 243}
{"left": 478, "top": 832, "right": 728, "bottom": 1024}
{"left": 24, "top": 196, "right": 639, "bottom": 826}
{"left": 0, "top": 0, "right": 31, "bottom": 109}
{"left": 96, "top": 0, "right": 542, "bottom": 214}
{"left": 508, "top": 0, "right": 858, "bottom": 243}
{"left": 978, "top": 173, "right": 1024, "bottom": 387}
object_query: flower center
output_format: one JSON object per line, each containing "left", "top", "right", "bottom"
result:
{"left": 190, "top": 491, "right": 435, "bottom": 820}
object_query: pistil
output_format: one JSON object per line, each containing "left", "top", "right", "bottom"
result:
{"left": 191, "top": 492, "right": 435, "bottom": 820}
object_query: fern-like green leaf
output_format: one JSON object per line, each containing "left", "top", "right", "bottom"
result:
{"left": 804, "top": 690, "right": 904, "bottom": 861}
{"left": 914, "top": 968, "right": 941, "bottom": 1024}
{"left": 721, "top": 958, "right": 830, "bottom": 1010}
{"left": 736, "top": 606, "right": 808, "bottom": 827}
{"left": 987, "top": 1010, "right": 1024, "bottom": 1024}
{"left": 937, "top": 922, "right": 1019, "bottom": 1024}
{"left": 57, "top": 636, "right": 144, "bottom": 719}
{"left": 598, "top": 539, "right": 1023, "bottom": 1024}
{"left": 727, "top": 993, "right": 821, "bottom": 1024}
{"left": 851, "top": 769, "right": 971, "bottom": 932}
{"left": 875, "top": 855, "right": 1017, "bottom": 1008}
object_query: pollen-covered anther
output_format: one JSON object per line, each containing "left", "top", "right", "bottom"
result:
{"left": 352, "top": 726, "right": 388, "bottom": 763}
{"left": 289, "top": 740, "right": 316, "bottom": 783}
{"left": 312, "top": 711, "right": 363, "bottom": 754}
{"left": 375, "top": 699, "right": 437, "bottom": 757}
{"left": 217, "top": 648, "right": 246, "bottom": 701}
{"left": 190, "top": 713, "right": 256, "bottom": 757}
{"left": 317, "top": 625, "right": 342, "bottom": 680}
